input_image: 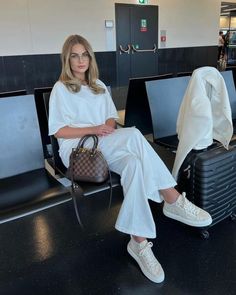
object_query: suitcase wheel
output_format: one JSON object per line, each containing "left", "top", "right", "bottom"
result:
{"left": 230, "top": 212, "right": 236, "bottom": 221}
{"left": 200, "top": 229, "right": 209, "bottom": 240}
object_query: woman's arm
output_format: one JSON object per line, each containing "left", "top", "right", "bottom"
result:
{"left": 55, "top": 126, "right": 96, "bottom": 139}
{"left": 55, "top": 122, "right": 115, "bottom": 139}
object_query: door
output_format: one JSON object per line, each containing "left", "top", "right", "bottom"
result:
{"left": 115, "top": 4, "right": 159, "bottom": 86}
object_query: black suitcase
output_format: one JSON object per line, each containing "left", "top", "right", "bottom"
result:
{"left": 177, "top": 141, "right": 236, "bottom": 238}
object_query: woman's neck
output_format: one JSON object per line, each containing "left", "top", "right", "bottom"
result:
{"left": 80, "top": 78, "right": 87, "bottom": 85}
{"left": 75, "top": 74, "right": 87, "bottom": 85}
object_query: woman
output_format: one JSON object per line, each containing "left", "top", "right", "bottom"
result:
{"left": 48, "top": 35, "right": 212, "bottom": 284}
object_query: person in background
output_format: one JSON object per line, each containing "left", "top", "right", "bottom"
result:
{"left": 48, "top": 34, "right": 212, "bottom": 284}
{"left": 224, "top": 30, "right": 230, "bottom": 61}
{"left": 218, "top": 31, "right": 225, "bottom": 61}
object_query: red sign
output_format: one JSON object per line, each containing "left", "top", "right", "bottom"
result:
{"left": 161, "top": 36, "right": 166, "bottom": 42}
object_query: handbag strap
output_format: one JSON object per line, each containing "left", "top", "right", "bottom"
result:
{"left": 70, "top": 134, "right": 113, "bottom": 230}
{"left": 71, "top": 181, "right": 84, "bottom": 229}
{"left": 70, "top": 167, "right": 113, "bottom": 231}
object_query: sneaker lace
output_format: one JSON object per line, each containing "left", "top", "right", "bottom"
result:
{"left": 139, "top": 242, "right": 157, "bottom": 269}
{"left": 181, "top": 194, "right": 200, "bottom": 216}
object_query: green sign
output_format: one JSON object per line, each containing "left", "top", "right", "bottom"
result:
{"left": 141, "top": 19, "right": 147, "bottom": 27}
{"left": 140, "top": 19, "right": 147, "bottom": 32}
{"left": 138, "top": 0, "right": 148, "bottom": 4}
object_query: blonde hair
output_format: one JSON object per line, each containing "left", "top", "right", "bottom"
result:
{"left": 59, "top": 34, "right": 105, "bottom": 94}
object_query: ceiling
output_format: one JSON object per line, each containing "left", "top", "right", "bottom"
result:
{"left": 221, "top": 2, "right": 236, "bottom": 15}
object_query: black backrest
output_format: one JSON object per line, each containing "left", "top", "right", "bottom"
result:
{"left": 34, "top": 87, "right": 53, "bottom": 158}
{"left": 124, "top": 73, "right": 174, "bottom": 134}
{"left": 0, "top": 89, "right": 27, "bottom": 98}
{"left": 145, "top": 76, "right": 191, "bottom": 140}
{"left": 0, "top": 95, "right": 45, "bottom": 179}
{"left": 42, "top": 92, "right": 67, "bottom": 175}
{"left": 176, "top": 71, "right": 192, "bottom": 77}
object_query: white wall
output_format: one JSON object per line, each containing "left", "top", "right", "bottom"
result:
{"left": 157, "top": 0, "right": 221, "bottom": 48}
{"left": 0, "top": 0, "right": 221, "bottom": 56}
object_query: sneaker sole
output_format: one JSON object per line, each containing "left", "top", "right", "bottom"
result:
{"left": 163, "top": 208, "right": 212, "bottom": 227}
{"left": 127, "top": 243, "right": 165, "bottom": 283}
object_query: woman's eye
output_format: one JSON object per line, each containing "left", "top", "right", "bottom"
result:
{"left": 70, "top": 52, "right": 90, "bottom": 60}
{"left": 82, "top": 52, "right": 90, "bottom": 58}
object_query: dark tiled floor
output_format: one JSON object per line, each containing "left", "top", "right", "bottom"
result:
{"left": 0, "top": 199, "right": 235, "bottom": 295}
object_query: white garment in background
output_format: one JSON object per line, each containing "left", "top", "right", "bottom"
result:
{"left": 49, "top": 81, "right": 177, "bottom": 238}
{"left": 172, "top": 66, "right": 233, "bottom": 179}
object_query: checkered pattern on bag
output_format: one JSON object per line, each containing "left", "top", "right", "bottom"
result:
{"left": 71, "top": 149, "right": 108, "bottom": 183}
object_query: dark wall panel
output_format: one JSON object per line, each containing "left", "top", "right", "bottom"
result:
{"left": 158, "top": 46, "right": 218, "bottom": 75}
{"left": 22, "top": 55, "right": 37, "bottom": 93}
{"left": 0, "top": 46, "right": 217, "bottom": 95}
{"left": 3, "top": 56, "right": 25, "bottom": 92}
{"left": 32, "top": 54, "right": 61, "bottom": 91}
{"left": 0, "top": 56, "right": 6, "bottom": 91}
{"left": 95, "top": 52, "right": 117, "bottom": 87}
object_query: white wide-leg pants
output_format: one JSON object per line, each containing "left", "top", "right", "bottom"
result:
{"left": 98, "top": 127, "right": 177, "bottom": 238}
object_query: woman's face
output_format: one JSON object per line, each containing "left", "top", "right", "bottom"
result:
{"left": 69, "top": 43, "right": 90, "bottom": 79}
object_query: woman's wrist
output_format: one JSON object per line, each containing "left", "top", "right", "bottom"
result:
{"left": 90, "top": 126, "right": 98, "bottom": 135}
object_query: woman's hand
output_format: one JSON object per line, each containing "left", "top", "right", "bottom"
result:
{"left": 94, "top": 124, "right": 115, "bottom": 136}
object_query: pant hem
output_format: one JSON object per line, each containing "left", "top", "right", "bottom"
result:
{"left": 115, "top": 224, "right": 156, "bottom": 239}
{"left": 147, "top": 181, "right": 177, "bottom": 202}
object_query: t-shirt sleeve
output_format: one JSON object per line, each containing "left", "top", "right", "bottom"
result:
{"left": 103, "top": 86, "right": 119, "bottom": 121}
{"left": 48, "top": 83, "right": 69, "bottom": 136}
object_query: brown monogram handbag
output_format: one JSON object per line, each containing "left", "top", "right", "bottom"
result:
{"left": 68, "top": 134, "right": 109, "bottom": 183}
{"left": 67, "top": 134, "right": 112, "bottom": 229}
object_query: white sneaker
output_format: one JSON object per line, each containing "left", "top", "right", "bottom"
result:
{"left": 163, "top": 192, "right": 212, "bottom": 227}
{"left": 127, "top": 238, "right": 165, "bottom": 283}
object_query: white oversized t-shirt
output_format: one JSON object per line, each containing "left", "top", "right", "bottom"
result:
{"left": 48, "top": 80, "right": 119, "bottom": 167}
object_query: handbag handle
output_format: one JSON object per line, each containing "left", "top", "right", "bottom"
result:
{"left": 76, "top": 134, "right": 98, "bottom": 154}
